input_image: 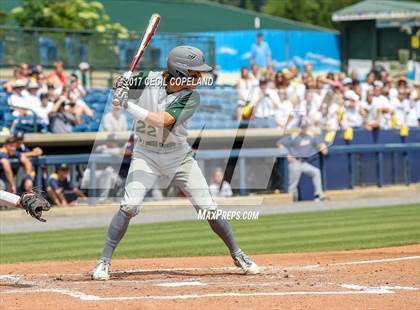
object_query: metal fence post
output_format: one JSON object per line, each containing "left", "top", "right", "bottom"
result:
{"left": 377, "top": 152, "right": 384, "bottom": 187}
{"left": 239, "top": 157, "right": 246, "bottom": 196}
{"left": 89, "top": 161, "right": 97, "bottom": 205}
{"left": 282, "top": 158, "right": 289, "bottom": 193}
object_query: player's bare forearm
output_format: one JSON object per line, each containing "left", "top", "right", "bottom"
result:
{"left": 1, "top": 159, "right": 15, "bottom": 192}
{"left": 125, "top": 101, "right": 176, "bottom": 128}
{"left": 47, "top": 187, "right": 61, "bottom": 206}
{"left": 21, "top": 155, "right": 33, "bottom": 175}
{"left": 74, "top": 188, "right": 87, "bottom": 198}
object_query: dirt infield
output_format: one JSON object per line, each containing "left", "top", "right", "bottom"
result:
{"left": 1, "top": 245, "right": 419, "bottom": 310}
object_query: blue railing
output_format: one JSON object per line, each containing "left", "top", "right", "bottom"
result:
{"left": 1, "top": 142, "right": 415, "bottom": 203}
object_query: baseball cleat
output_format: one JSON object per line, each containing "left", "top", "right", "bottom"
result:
{"left": 91, "top": 259, "right": 111, "bottom": 281}
{"left": 232, "top": 252, "right": 259, "bottom": 275}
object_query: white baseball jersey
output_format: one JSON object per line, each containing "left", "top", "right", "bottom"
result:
{"left": 128, "top": 71, "right": 199, "bottom": 152}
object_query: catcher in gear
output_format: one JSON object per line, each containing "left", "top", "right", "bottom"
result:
{"left": 0, "top": 190, "right": 51, "bottom": 222}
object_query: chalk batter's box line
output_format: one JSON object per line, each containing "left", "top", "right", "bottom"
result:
{"left": 1, "top": 255, "right": 419, "bottom": 279}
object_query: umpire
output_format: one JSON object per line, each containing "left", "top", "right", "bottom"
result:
{"left": 277, "top": 121, "right": 328, "bottom": 202}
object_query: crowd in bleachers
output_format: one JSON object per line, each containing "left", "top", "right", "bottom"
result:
{"left": 0, "top": 61, "right": 124, "bottom": 134}
{"left": 236, "top": 63, "right": 420, "bottom": 132}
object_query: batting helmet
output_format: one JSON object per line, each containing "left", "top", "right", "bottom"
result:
{"left": 167, "top": 46, "right": 213, "bottom": 77}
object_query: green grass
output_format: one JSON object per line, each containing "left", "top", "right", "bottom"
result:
{"left": 0, "top": 204, "right": 419, "bottom": 264}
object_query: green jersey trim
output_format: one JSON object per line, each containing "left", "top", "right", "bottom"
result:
{"left": 165, "top": 91, "right": 200, "bottom": 125}
{"left": 129, "top": 71, "right": 150, "bottom": 89}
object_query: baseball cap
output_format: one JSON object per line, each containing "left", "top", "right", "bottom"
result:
{"left": 373, "top": 80, "right": 384, "bottom": 88}
{"left": 12, "top": 79, "right": 26, "bottom": 88}
{"left": 27, "top": 81, "right": 40, "bottom": 89}
{"left": 342, "top": 77, "right": 353, "bottom": 85}
{"left": 56, "top": 163, "right": 69, "bottom": 171}
{"left": 344, "top": 90, "right": 359, "bottom": 101}
{"left": 79, "top": 62, "right": 90, "bottom": 70}
{"left": 14, "top": 130, "right": 25, "bottom": 141}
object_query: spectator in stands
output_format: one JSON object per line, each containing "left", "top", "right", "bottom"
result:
{"left": 277, "top": 121, "right": 328, "bottom": 202}
{"left": 250, "top": 33, "right": 272, "bottom": 71}
{"left": 14, "top": 131, "right": 43, "bottom": 158}
{"left": 0, "top": 137, "right": 33, "bottom": 194}
{"left": 342, "top": 77, "right": 353, "bottom": 93}
{"left": 391, "top": 90, "right": 411, "bottom": 129}
{"left": 102, "top": 106, "right": 128, "bottom": 132}
{"left": 274, "top": 88, "right": 293, "bottom": 130}
{"left": 250, "top": 79, "right": 280, "bottom": 128}
{"left": 74, "top": 62, "right": 91, "bottom": 89}
{"left": 3, "top": 67, "right": 24, "bottom": 92}
{"left": 47, "top": 164, "right": 86, "bottom": 207}
{"left": 65, "top": 74, "right": 92, "bottom": 118}
{"left": 20, "top": 63, "right": 30, "bottom": 80}
{"left": 35, "top": 93, "right": 54, "bottom": 130}
{"left": 264, "top": 64, "right": 276, "bottom": 88}
{"left": 361, "top": 89, "right": 378, "bottom": 130}
{"left": 236, "top": 66, "right": 257, "bottom": 122}
{"left": 341, "top": 91, "right": 363, "bottom": 129}
{"left": 371, "top": 80, "right": 392, "bottom": 129}
{"left": 36, "top": 72, "right": 48, "bottom": 95}
{"left": 349, "top": 69, "right": 359, "bottom": 83}
{"left": 209, "top": 167, "right": 232, "bottom": 197}
{"left": 361, "top": 71, "right": 375, "bottom": 102}
{"left": 81, "top": 134, "right": 123, "bottom": 202}
{"left": 8, "top": 79, "right": 29, "bottom": 111}
{"left": 48, "top": 96, "right": 79, "bottom": 133}
{"left": 304, "top": 63, "right": 313, "bottom": 77}
{"left": 250, "top": 63, "right": 262, "bottom": 81}
{"left": 46, "top": 82, "right": 60, "bottom": 102}
{"left": 47, "top": 61, "right": 66, "bottom": 90}
{"left": 26, "top": 81, "right": 41, "bottom": 107}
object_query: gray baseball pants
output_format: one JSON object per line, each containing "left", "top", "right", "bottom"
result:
{"left": 100, "top": 145, "right": 241, "bottom": 262}
{"left": 288, "top": 160, "right": 324, "bottom": 200}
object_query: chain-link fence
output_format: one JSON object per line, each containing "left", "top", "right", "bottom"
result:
{"left": 0, "top": 26, "right": 215, "bottom": 71}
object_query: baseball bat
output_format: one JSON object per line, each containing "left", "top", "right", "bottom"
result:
{"left": 124, "top": 13, "right": 161, "bottom": 80}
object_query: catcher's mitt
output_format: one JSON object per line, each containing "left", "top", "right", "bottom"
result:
{"left": 20, "top": 191, "right": 51, "bottom": 222}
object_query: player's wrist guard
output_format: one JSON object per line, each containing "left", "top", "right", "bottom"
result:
{"left": 126, "top": 102, "right": 149, "bottom": 121}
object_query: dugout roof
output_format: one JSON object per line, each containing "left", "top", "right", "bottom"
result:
{"left": 332, "top": 0, "right": 420, "bottom": 21}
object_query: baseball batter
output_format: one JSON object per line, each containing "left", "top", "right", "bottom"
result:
{"left": 91, "top": 46, "right": 259, "bottom": 280}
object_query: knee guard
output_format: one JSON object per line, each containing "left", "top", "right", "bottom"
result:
{"left": 120, "top": 205, "right": 140, "bottom": 218}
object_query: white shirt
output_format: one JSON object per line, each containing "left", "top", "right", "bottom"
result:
{"left": 371, "top": 95, "right": 392, "bottom": 129}
{"left": 274, "top": 99, "right": 293, "bottom": 128}
{"left": 252, "top": 89, "right": 280, "bottom": 118}
{"left": 343, "top": 107, "right": 363, "bottom": 128}
{"left": 8, "top": 91, "right": 31, "bottom": 110}
{"left": 102, "top": 112, "right": 128, "bottom": 132}
{"left": 360, "top": 82, "right": 372, "bottom": 102}
{"left": 237, "top": 78, "right": 258, "bottom": 106}
{"left": 35, "top": 101, "right": 54, "bottom": 125}
{"left": 26, "top": 93, "right": 41, "bottom": 109}
{"left": 209, "top": 181, "right": 233, "bottom": 197}
{"left": 390, "top": 97, "right": 410, "bottom": 127}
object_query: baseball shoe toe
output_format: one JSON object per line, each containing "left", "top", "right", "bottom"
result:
{"left": 91, "top": 259, "right": 110, "bottom": 281}
{"left": 232, "top": 252, "right": 259, "bottom": 275}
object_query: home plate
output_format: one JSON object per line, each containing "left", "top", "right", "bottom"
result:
{"left": 156, "top": 281, "right": 206, "bottom": 287}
